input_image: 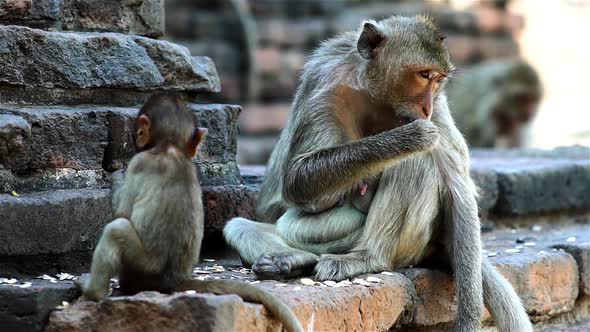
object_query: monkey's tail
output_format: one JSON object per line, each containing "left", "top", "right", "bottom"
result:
{"left": 482, "top": 259, "right": 533, "bottom": 332}
{"left": 177, "top": 279, "right": 304, "bottom": 332}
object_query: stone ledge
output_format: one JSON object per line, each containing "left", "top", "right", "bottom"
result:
{"left": 0, "top": 184, "right": 258, "bottom": 272}
{"left": 41, "top": 224, "right": 589, "bottom": 332}
{"left": 0, "top": 104, "right": 240, "bottom": 186}
{"left": 0, "top": 26, "right": 220, "bottom": 105}
{"left": 0, "top": 189, "right": 112, "bottom": 257}
{"left": 0, "top": 0, "right": 164, "bottom": 37}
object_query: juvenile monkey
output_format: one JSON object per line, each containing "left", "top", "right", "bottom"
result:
{"left": 448, "top": 59, "right": 542, "bottom": 148}
{"left": 78, "top": 95, "right": 303, "bottom": 332}
{"left": 224, "top": 16, "right": 532, "bottom": 332}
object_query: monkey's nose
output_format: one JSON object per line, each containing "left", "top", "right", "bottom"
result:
{"left": 422, "top": 105, "right": 432, "bottom": 119}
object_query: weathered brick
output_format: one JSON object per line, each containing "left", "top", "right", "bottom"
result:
{"left": 0, "top": 26, "right": 220, "bottom": 105}
{"left": 0, "top": 0, "right": 164, "bottom": 36}
{"left": 202, "top": 184, "right": 259, "bottom": 237}
{"left": 61, "top": 0, "right": 164, "bottom": 37}
{"left": 0, "top": 0, "right": 31, "bottom": 20}
{"left": 0, "top": 106, "right": 109, "bottom": 171}
{"left": 0, "top": 183, "right": 257, "bottom": 272}
{"left": 47, "top": 271, "right": 415, "bottom": 332}
{"left": 238, "top": 103, "right": 290, "bottom": 134}
{"left": 0, "top": 168, "right": 107, "bottom": 194}
{"left": 0, "top": 189, "right": 112, "bottom": 257}
{"left": 0, "top": 280, "right": 79, "bottom": 332}
{"left": 0, "top": 104, "right": 241, "bottom": 185}
{"left": 553, "top": 242, "right": 590, "bottom": 296}
{"left": 493, "top": 251, "right": 579, "bottom": 318}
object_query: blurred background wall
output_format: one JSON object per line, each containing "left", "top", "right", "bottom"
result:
{"left": 164, "top": 0, "right": 590, "bottom": 165}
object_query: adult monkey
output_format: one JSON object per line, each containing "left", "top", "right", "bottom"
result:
{"left": 225, "top": 16, "right": 532, "bottom": 332}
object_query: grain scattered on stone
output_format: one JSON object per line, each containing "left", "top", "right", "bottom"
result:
{"left": 352, "top": 278, "right": 371, "bottom": 286}
{"left": 300, "top": 278, "right": 315, "bottom": 286}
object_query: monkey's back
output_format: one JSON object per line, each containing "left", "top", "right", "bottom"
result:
{"left": 124, "top": 149, "right": 203, "bottom": 288}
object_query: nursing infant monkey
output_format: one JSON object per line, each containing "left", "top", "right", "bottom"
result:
{"left": 77, "top": 95, "right": 303, "bottom": 332}
{"left": 225, "top": 16, "right": 532, "bottom": 331}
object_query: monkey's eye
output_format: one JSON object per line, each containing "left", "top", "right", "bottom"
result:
{"left": 419, "top": 70, "right": 432, "bottom": 80}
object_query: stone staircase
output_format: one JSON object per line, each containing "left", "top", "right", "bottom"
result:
{"left": 1, "top": 1, "right": 590, "bottom": 332}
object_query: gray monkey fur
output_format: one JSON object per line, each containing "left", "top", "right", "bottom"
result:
{"left": 225, "top": 16, "right": 532, "bottom": 332}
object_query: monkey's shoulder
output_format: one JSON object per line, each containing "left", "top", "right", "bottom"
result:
{"left": 127, "top": 150, "right": 192, "bottom": 176}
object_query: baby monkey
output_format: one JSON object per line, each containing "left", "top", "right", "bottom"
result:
{"left": 78, "top": 94, "right": 303, "bottom": 332}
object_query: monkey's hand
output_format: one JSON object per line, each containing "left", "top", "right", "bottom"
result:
{"left": 397, "top": 119, "right": 440, "bottom": 151}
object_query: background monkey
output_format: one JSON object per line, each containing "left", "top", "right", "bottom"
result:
{"left": 224, "top": 16, "right": 532, "bottom": 332}
{"left": 447, "top": 59, "right": 542, "bottom": 148}
{"left": 77, "top": 94, "right": 303, "bottom": 332}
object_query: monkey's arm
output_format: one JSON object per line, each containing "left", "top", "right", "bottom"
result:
{"left": 111, "top": 159, "right": 142, "bottom": 219}
{"left": 283, "top": 120, "right": 438, "bottom": 211}
{"left": 111, "top": 169, "right": 126, "bottom": 209}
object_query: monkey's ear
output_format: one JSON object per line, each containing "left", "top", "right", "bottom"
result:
{"left": 357, "top": 22, "right": 386, "bottom": 60}
{"left": 187, "top": 127, "right": 208, "bottom": 158}
{"left": 136, "top": 114, "right": 151, "bottom": 149}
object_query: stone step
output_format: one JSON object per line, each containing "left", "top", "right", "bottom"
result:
{"left": 36, "top": 223, "right": 589, "bottom": 332}
{"left": 0, "top": 103, "right": 241, "bottom": 191}
{"left": 0, "top": 0, "right": 164, "bottom": 37}
{"left": 0, "top": 183, "right": 258, "bottom": 275}
{"left": 0, "top": 25, "right": 220, "bottom": 106}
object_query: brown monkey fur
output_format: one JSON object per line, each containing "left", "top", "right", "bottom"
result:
{"left": 224, "top": 16, "right": 532, "bottom": 332}
{"left": 77, "top": 94, "right": 303, "bottom": 332}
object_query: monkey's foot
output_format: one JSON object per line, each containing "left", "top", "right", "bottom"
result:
{"left": 74, "top": 274, "right": 110, "bottom": 301}
{"left": 314, "top": 253, "right": 372, "bottom": 281}
{"left": 252, "top": 252, "right": 317, "bottom": 280}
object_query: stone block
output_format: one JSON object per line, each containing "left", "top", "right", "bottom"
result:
{"left": 0, "top": 0, "right": 31, "bottom": 20}
{"left": 0, "top": 104, "right": 241, "bottom": 185}
{"left": 0, "top": 0, "right": 164, "bottom": 36}
{"left": 0, "top": 26, "right": 220, "bottom": 105}
{"left": 0, "top": 106, "right": 108, "bottom": 171}
{"left": 0, "top": 280, "right": 79, "bottom": 332}
{"left": 0, "top": 114, "right": 31, "bottom": 166}
{"left": 0, "top": 189, "right": 112, "bottom": 257}
{"left": 553, "top": 242, "right": 590, "bottom": 296}
{"left": 61, "top": 0, "right": 164, "bottom": 37}
{"left": 493, "top": 251, "right": 579, "bottom": 318}
{"left": 0, "top": 168, "right": 107, "bottom": 194}
{"left": 202, "top": 184, "right": 259, "bottom": 237}
{"left": 491, "top": 159, "right": 590, "bottom": 216}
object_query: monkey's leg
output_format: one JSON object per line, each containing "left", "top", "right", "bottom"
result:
{"left": 482, "top": 259, "right": 532, "bottom": 332}
{"left": 224, "top": 217, "right": 318, "bottom": 279}
{"left": 80, "top": 218, "right": 155, "bottom": 301}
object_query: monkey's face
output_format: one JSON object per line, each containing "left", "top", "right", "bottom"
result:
{"left": 358, "top": 16, "right": 454, "bottom": 123}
